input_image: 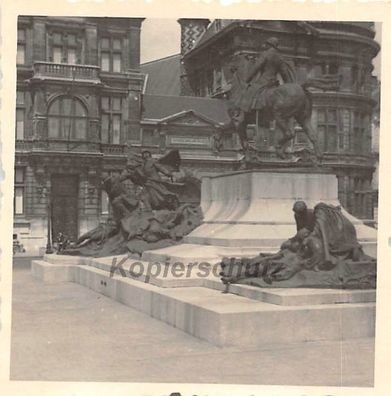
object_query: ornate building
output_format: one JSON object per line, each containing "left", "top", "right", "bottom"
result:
{"left": 14, "top": 16, "right": 144, "bottom": 254}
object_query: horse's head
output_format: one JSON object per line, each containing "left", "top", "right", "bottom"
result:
{"left": 226, "top": 53, "right": 254, "bottom": 78}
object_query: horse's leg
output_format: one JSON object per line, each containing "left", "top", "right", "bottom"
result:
{"left": 238, "top": 113, "right": 249, "bottom": 151}
{"left": 296, "top": 114, "right": 322, "bottom": 160}
{"left": 275, "top": 114, "right": 294, "bottom": 159}
{"left": 232, "top": 110, "right": 249, "bottom": 151}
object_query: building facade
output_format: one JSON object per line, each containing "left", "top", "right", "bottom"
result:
{"left": 14, "top": 16, "right": 144, "bottom": 254}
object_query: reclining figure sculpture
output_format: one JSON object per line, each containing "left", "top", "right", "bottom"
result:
{"left": 220, "top": 202, "right": 376, "bottom": 289}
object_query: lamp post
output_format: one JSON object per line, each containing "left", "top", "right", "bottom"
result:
{"left": 45, "top": 187, "right": 53, "bottom": 254}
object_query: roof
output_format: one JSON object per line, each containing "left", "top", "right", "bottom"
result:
{"left": 141, "top": 94, "right": 232, "bottom": 126}
{"left": 195, "top": 19, "right": 237, "bottom": 48}
{"left": 141, "top": 54, "right": 181, "bottom": 96}
{"left": 186, "top": 20, "right": 320, "bottom": 59}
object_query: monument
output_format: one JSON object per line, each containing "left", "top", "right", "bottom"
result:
{"left": 31, "top": 36, "right": 377, "bottom": 348}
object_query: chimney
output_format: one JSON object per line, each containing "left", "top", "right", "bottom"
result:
{"left": 178, "top": 19, "right": 210, "bottom": 96}
{"left": 178, "top": 18, "right": 210, "bottom": 55}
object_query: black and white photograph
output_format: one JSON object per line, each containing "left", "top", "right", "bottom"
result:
{"left": 1, "top": 2, "right": 390, "bottom": 395}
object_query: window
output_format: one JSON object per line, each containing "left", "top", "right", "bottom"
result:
{"left": 49, "top": 31, "right": 81, "bottom": 64}
{"left": 130, "top": 126, "right": 141, "bottom": 141}
{"left": 100, "top": 96, "right": 122, "bottom": 144}
{"left": 15, "top": 91, "right": 25, "bottom": 140}
{"left": 320, "top": 62, "right": 339, "bottom": 76}
{"left": 14, "top": 168, "right": 25, "bottom": 215}
{"left": 17, "top": 29, "right": 26, "bottom": 65}
{"left": 101, "top": 53, "right": 110, "bottom": 72}
{"left": 16, "top": 110, "right": 25, "bottom": 140}
{"left": 16, "top": 90, "right": 25, "bottom": 105}
{"left": 142, "top": 129, "right": 154, "bottom": 145}
{"left": 113, "top": 54, "right": 122, "bottom": 73}
{"left": 17, "top": 44, "right": 25, "bottom": 65}
{"left": 112, "top": 115, "right": 121, "bottom": 144}
{"left": 53, "top": 47, "right": 62, "bottom": 63}
{"left": 101, "top": 190, "right": 109, "bottom": 214}
{"left": 101, "top": 114, "right": 110, "bottom": 143}
{"left": 100, "top": 37, "right": 123, "bottom": 73}
{"left": 340, "top": 109, "right": 352, "bottom": 151}
{"left": 67, "top": 48, "right": 76, "bottom": 64}
{"left": 317, "top": 108, "right": 339, "bottom": 152}
{"left": 48, "top": 96, "right": 88, "bottom": 140}
{"left": 353, "top": 111, "right": 365, "bottom": 154}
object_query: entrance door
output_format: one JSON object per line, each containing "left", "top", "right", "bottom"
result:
{"left": 51, "top": 174, "right": 79, "bottom": 242}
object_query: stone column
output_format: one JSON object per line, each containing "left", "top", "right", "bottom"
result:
{"left": 128, "top": 25, "right": 142, "bottom": 70}
{"left": 85, "top": 25, "right": 98, "bottom": 65}
{"left": 32, "top": 18, "right": 47, "bottom": 61}
{"left": 31, "top": 87, "right": 48, "bottom": 140}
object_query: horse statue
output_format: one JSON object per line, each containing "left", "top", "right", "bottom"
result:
{"left": 223, "top": 45, "right": 340, "bottom": 161}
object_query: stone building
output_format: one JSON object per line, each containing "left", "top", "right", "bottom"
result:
{"left": 144, "top": 20, "right": 380, "bottom": 221}
{"left": 14, "top": 16, "right": 144, "bottom": 254}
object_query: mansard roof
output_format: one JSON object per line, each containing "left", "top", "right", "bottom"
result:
{"left": 141, "top": 54, "right": 181, "bottom": 96}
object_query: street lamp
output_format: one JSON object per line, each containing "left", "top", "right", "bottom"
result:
{"left": 45, "top": 188, "right": 53, "bottom": 254}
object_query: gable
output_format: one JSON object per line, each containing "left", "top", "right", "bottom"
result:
{"left": 141, "top": 94, "right": 232, "bottom": 126}
{"left": 153, "top": 110, "right": 219, "bottom": 128}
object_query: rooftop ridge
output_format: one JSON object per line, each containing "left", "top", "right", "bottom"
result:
{"left": 141, "top": 53, "right": 181, "bottom": 67}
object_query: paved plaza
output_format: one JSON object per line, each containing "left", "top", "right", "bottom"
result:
{"left": 10, "top": 259, "right": 375, "bottom": 386}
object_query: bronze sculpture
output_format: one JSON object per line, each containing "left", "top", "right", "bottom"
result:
{"left": 60, "top": 149, "right": 202, "bottom": 257}
{"left": 226, "top": 37, "right": 340, "bottom": 161}
{"left": 220, "top": 202, "right": 376, "bottom": 289}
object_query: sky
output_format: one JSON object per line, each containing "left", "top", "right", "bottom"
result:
{"left": 140, "top": 19, "right": 381, "bottom": 77}
{"left": 140, "top": 19, "right": 180, "bottom": 63}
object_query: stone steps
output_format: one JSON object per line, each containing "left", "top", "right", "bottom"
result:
{"left": 31, "top": 258, "right": 376, "bottom": 347}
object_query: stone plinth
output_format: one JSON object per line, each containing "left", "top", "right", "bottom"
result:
{"left": 143, "top": 169, "right": 377, "bottom": 264}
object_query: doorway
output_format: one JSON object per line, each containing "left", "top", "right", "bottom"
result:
{"left": 51, "top": 174, "right": 79, "bottom": 242}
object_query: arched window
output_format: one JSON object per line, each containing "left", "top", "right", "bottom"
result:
{"left": 48, "top": 96, "right": 87, "bottom": 140}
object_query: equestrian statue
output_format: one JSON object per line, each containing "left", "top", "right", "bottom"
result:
{"left": 225, "top": 37, "right": 340, "bottom": 161}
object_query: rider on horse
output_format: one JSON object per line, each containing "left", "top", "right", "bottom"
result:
{"left": 227, "top": 37, "right": 325, "bottom": 161}
{"left": 233, "top": 37, "right": 295, "bottom": 114}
